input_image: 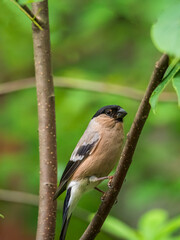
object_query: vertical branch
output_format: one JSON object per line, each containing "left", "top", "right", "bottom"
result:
{"left": 32, "top": 1, "right": 57, "bottom": 240}
{"left": 80, "top": 54, "right": 169, "bottom": 240}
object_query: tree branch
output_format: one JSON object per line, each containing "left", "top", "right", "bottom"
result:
{"left": 0, "top": 189, "right": 87, "bottom": 222}
{"left": 0, "top": 189, "right": 39, "bottom": 206}
{"left": 0, "top": 77, "right": 176, "bottom": 102}
{"left": 32, "top": 1, "right": 57, "bottom": 240}
{"left": 10, "top": 0, "right": 44, "bottom": 30}
{"left": 80, "top": 54, "right": 169, "bottom": 240}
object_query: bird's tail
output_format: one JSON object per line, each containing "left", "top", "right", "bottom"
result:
{"left": 59, "top": 188, "right": 72, "bottom": 240}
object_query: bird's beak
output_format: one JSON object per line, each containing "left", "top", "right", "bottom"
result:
{"left": 116, "top": 108, "right": 127, "bottom": 119}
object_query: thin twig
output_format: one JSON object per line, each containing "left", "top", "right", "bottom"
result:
{"left": 10, "top": 0, "right": 43, "bottom": 30}
{"left": 32, "top": 1, "right": 57, "bottom": 239}
{"left": 0, "top": 189, "right": 39, "bottom": 206}
{"left": 0, "top": 189, "right": 119, "bottom": 239}
{"left": 80, "top": 54, "right": 169, "bottom": 240}
{"left": 0, "top": 189, "right": 87, "bottom": 221}
{"left": 0, "top": 77, "right": 176, "bottom": 102}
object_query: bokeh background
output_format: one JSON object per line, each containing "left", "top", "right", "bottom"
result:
{"left": 0, "top": 0, "right": 180, "bottom": 239}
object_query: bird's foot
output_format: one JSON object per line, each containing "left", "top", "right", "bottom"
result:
{"left": 107, "top": 176, "right": 114, "bottom": 188}
{"left": 89, "top": 175, "right": 114, "bottom": 185}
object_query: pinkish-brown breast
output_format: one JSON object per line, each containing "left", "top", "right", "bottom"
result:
{"left": 71, "top": 115, "right": 124, "bottom": 180}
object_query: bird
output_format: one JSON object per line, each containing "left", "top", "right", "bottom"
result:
{"left": 53, "top": 105, "right": 127, "bottom": 240}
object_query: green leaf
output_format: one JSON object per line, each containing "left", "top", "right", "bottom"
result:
{"left": 88, "top": 214, "right": 140, "bottom": 240}
{"left": 18, "top": 0, "right": 41, "bottom": 4}
{"left": 163, "top": 58, "right": 179, "bottom": 79}
{"left": 157, "top": 215, "right": 180, "bottom": 239}
{"left": 172, "top": 71, "right": 180, "bottom": 106}
{"left": 102, "top": 215, "right": 140, "bottom": 240}
{"left": 0, "top": 214, "right": 4, "bottom": 219}
{"left": 169, "top": 238, "right": 180, "bottom": 240}
{"left": 151, "top": 3, "right": 180, "bottom": 58}
{"left": 138, "top": 209, "right": 168, "bottom": 240}
{"left": 150, "top": 60, "right": 180, "bottom": 113}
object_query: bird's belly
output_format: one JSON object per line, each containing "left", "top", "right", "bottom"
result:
{"left": 72, "top": 140, "right": 122, "bottom": 180}
{"left": 68, "top": 178, "right": 98, "bottom": 196}
{"left": 94, "top": 150, "right": 120, "bottom": 177}
{"left": 71, "top": 123, "right": 123, "bottom": 181}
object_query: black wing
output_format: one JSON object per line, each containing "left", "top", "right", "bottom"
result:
{"left": 53, "top": 131, "right": 100, "bottom": 200}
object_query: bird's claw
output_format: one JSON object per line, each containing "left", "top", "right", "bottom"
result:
{"left": 100, "top": 176, "right": 114, "bottom": 202}
{"left": 108, "top": 176, "right": 113, "bottom": 188}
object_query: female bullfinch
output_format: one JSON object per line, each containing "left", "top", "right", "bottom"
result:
{"left": 54, "top": 105, "right": 127, "bottom": 240}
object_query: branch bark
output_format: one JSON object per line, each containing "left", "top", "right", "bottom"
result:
{"left": 80, "top": 54, "right": 169, "bottom": 240}
{"left": 32, "top": 1, "right": 57, "bottom": 240}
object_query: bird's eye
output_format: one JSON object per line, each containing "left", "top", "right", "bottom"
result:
{"left": 105, "top": 109, "right": 112, "bottom": 116}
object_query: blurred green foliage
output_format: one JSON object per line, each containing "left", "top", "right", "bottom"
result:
{"left": 173, "top": 72, "right": 180, "bottom": 106}
{"left": 0, "top": 214, "right": 4, "bottom": 219}
{"left": 0, "top": 0, "right": 180, "bottom": 239}
{"left": 102, "top": 209, "right": 180, "bottom": 240}
{"left": 151, "top": 2, "right": 180, "bottom": 58}
{"left": 150, "top": 2, "right": 180, "bottom": 112}
{"left": 150, "top": 59, "right": 180, "bottom": 113}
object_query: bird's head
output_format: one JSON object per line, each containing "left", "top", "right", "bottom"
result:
{"left": 92, "top": 105, "right": 127, "bottom": 122}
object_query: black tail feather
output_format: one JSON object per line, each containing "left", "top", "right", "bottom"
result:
{"left": 59, "top": 187, "right": 72, "bottom": 240}
{"left": 59, "top": 214, "right": 72, "bottom": 240}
